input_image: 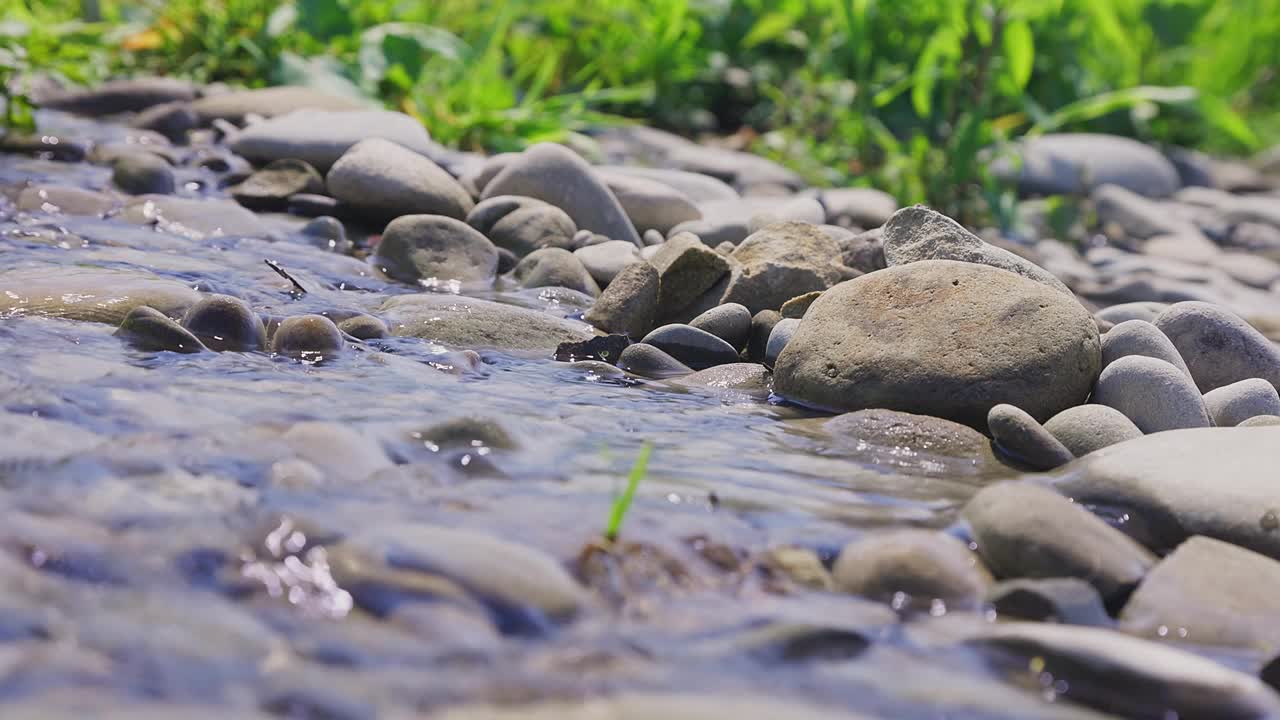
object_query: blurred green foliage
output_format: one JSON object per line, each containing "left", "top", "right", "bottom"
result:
{"left": 3, "top": 0, "right": 1278, "bottom": 222}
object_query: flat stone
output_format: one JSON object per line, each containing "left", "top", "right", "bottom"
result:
{"left": 326, "top": 138, "right": 473, "bottom": 223}
{"left": 16, "top": 184, "right": 117, "bottom": 216}
{"left": 649, "top": 233, "right": 731, "bottom": 317}
{"left": 0, "top": 266, "right": 200, "bottom": 325}
{"left": 1092, "top": 355, "right": 1211, "bottom": 433}
{"left": 673, "top": 363, "right": 771, "bottom": 393}
{"left": 1043, "top": 405, "right": 1143, "bottom": 457}
{"left": 963, "top": 482, "right": 1155, "bottom": 602}
{"left": 381, "top": 294, "right": 595, "bottom": 351}
{"left": 764, "top": 318, "right": 800, "bottom": 369}
{"left": 583, "top": 261, "right": 659, "bottom": 339}
{"left": 1241, "top": 414, "right": 1280, "bottom": 427}
{"left": 774, "top": 260, "right": 1100, "bottom": 426}
{"left": 190, "top": 86, "right": 367, "bottom": 124}
{"left": 373, "top": 214, "right": 498, "bottom": 287}
{"left": 820, "top": 187, "right": 898, "bottom": 228}
{"left": 1154, "top": 301, "right": 1280, "bottom": 394}
{"left": 35, "top": 77, "right": 198, "bottom": 115}
{"left": 688, "top": 303, "right": 751, "bottom": 351}
{"left": 617, "top": 342, "right": 693, "bottom": 379}
{"left": 512, "top": 248, "right": 600, "bottom": 297}
{"left": 1204, "top": 378, "right": 1280, "bottom": 427}
{"left": 1054, "top": 426, "right": 1280, "bottom": 558}
{"left": 231, "top": 109, "right": 434, "bottom": 172}
{"left": 598, "top": 166, "right": 739, "bottom": 202}
{"left": 229, "top": 159, "right": 324, "bottom": 211}
{"left": 820, "top": 408, "right": 1002, "bottom": 478}
{"left": 1093, "top": 184, "right": 1201, "bottom": 239}
{"left": 482, "top": 143, "right": 640, "bottom": 246}
{"left": 120, "top": 195, "right": 272, "bottom": 239}
{"left": 670, "top": 196, "right": 824, "bottom": 246}
{"left": 641, "top": 324, "right": 740, "bottom": 370}
{"left": 130, "top": 101, "right": 198, "bottom": 143}
{"left": 466, "top": 196, "right": 578, "bottom": 257}
{"left": 882, "top": 206, "right": 1070, "bottom": 294}
{"left": 833, "top": 530, "right": 992, "bottom": 610}
{"left": 993, "top": 133, "right": 1181, "bottom": 197}
{"left": 986, "top": 578, "right": 1112, "bottom": 626}
{"left": 572, "top": 240, "right": 642, "bottom": 286}
{"left": 433, "top": 694, "right": 877, "bottom": 720}
{"left": 114, "top": 306, "right": 206, "bottom": 353}
{"left": 1094, "top": 302, "right": 1169, "bottom": 325}
{"left": 987, "top": 404, "right": 1075, "bottom": 470}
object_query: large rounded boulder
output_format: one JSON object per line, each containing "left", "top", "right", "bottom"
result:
{"left": 773, "top": 260, "right": 1100, "bottom": 426}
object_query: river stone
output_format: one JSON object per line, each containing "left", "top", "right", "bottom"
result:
{"left": 121, "top": 195, "right": 271, "bottom": 238}
{"left": 672, "top": 363, "right": 771, "bottom": 392}
{"left": 34, "top": 77, "right": 197, "bottom": 115}
{"left": 583, "top": 261, "right": 659, "bottom": 339}
{"left": 190, "top": 86, "right": 367, "bottom": 124}
{"left": 986, "top": 578, "right": 1112, "bottom": 627}
{"left": 380, "top": 294, "right": 594, "bottom": 351}
{"left": 774, "top": 260, "right": 1100, "bottom": 426}
{"left": 649, "top": 232, "right": 731, "bottom": 317}
{"left": 16, "top": 184, "right": 117, "bottom": 216}
{"left": 1043, "top": 405, "right": 1143, "bottom": 457}
{"left": 1055, "top": 426, "right": 1280, "bottom": 558}
{"left": 1240, "top": 414, "right": 1280, "bottom": 427}
{"left": 993, "top": 133, "right": 1182, "bottom": 197}
{"left": 1092, "top": 355, "right": 1211, "bottom": 433}
{"left": 780, "top": 291, "right": 823, "bottom": 319}
{"left": 836, "top": 227, "right": 887, "bottom": 274}
{"left": 228, "top": 159, "right": 324, "bottom": 210}
{"left": 573, "top": 240, "right": 643, "bottom": 286}
{"left": 764, "top": 318, "right": 800, "bottom": 369}
{"left": 466, "top": 196, "right": 577, "bottom": 257}
{"left": 601, "top": 172, "right": 701, "bottom": 235}
{"left": 833, "top": 530, "right": 992, "bottom": 610}
{"left": 180, "top": 294, "right": 266, "bottom": 352}
{"left": 326, "top": 138, "right": 473, "bottom": 222}
{"left": 967, "top": 622, "right": 1280, "bottom": 719}
{"left": 348, "top": 523, "right": 586, "bottom": 620}
{"left": 1119, "top": 536, "right": 1280, "bottom": 654}
{"left": 130, "top": 101, "right": 198, "bottom": 143}
{"left": 512, "top": 248, "right": 601, "bottom": 297}
{"left": 1093, "top": 184, "right": 1200, "bottom": 239}
{"left": 434, "top": 693, "right": 877, "bottom": 720}
{"left": 820, "top": 187, "right": 898, "bottom": 228}
{"left": 482, "top": 143, "right": 640, "bottom": 246}
{"left": 270, "top": 315, "right": 344, "bottom": 357}
{"left": 1204, "top": 378, "right": 1280, "bottom": 427}
{"left": 1094, "top": 301, "right": 1169, "bottom": 325}
{"left": 617, "top": 343, "right": 693, "bottom": 378}
{"left": 1153, "top": 301, "right": 1280, "bottom": 394}
{"left": 671, "top": 196, "right": 825, "bottom": 246}
{"left": 986, "top": 404, "right": 1075, "bottom": 470}
{"left": 964, "top": 482, "right": 1155, "bottom": 602}
{"left": 230, "top": 109, "right": 434, "bottom": 172}
{"left": 641, "top": 324, "right": 740, "bottom": 370}
{"left": 1100, "top": 319, "right": 1193, "bottom": 380}
{"left": 746, "top": 309, "right": 782, "bottom": 364}
{"left": 336, "top": 314, "right": 387, "bottom": 340}
{"left": 373, "top": 215, "right": 498, "bottom": 287}
{"left": 882, "top": 206, "right": 1071, "bottom": 294}
{"left": 720, "top": 222, "right": 847, "bottom": 314}
{"left": 0, "top": 266, "right": 200, "bottom": 324}
{"left": 114, "top": 306, "right": 207, "bottom": 353}
{"left": 599, "top": 166, "right": 739, "bottom": 202}
{"left": 688, "top": 303, "right": 751, "bottom": 351}
{"left": 111, "top": 152, "right": 176, "bottom": 195}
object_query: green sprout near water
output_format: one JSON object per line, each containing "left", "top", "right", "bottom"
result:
{"left": 604, "top": 442, "right": 652, "bottom": 543}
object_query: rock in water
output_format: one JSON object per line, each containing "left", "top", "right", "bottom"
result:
{"left": 0, "top": 267, "right": 200, "bottom": 325}
{"left": 833, "top": 530, "right": 992, "bottom": 610}
{"left": 181, "top": 294, "right": 266, "bottom": 352}
{"left": 641, "top": 324, "right": 740, "bottom": 370}
{"left": 583, "top": 261, "right": 659, "bottom": 339}
{"left": 512, "top": 248, "right": 601, "bottom": 297}
{"left": 115, "top": 306, "right": 207, "bottom": 353}
{"left": 228, "top": 159, "right": 325, "bottom": 211}
{"left": 986, "top": 404, "right": 1075, "bottom": 470}
{"left": 111, "top": 153, "right": 176, "bottom": 195}
{"left": 270, "top": 315, "right": 344, "bottom": 357}
{"left": 482, "top": 143, "right": 641, "bottom": 246}
{"left": 881, "top": 206, "right": 1070, "bottom": 294}
{"left": 774, "top": 260, "right": 1100, "bottom": 426}
{"left": 373, "top": 215, "right": 498, "bottom": 287}
{"left": 326, "top": 138, "right": 473, "bottom": 222}
{"left": 380, "top": 294, "right": 595, "bottom": 352}
{"left": 466, "top": 196, "right": 578, "bottom": 257}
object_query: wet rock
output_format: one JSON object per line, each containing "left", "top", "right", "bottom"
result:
{"left": 495, "top": 247, "right": 519, "bottom": 274}
{"left": 1204, "top": 378, "right": 1280, "bottom": 427}
{"left": 1100, "top": 319, "right": 1192, "bottom": 380}
{"left": 270, "top": 315, "right": 344, "bottom": 357}
{"left": 688, "top": 303, "right": 751, "bottom": 352}
{"left": 1119, "top": 536, "right": 1280, "bottom": 654}
{"left": 964, "top": 482, "right": 1155, "bottom": 602}
{"left": 380, "top": 294, "right": 594, "bottom": 351}
{"left": 16, "top": 184, "right": 116, "bottom": 216}
{"left": 34, "top": 77, "right": 197, "bottom": 115}
{"left": 0, "top": 266, "right": 200, "bottom": 324}
{"left": 882, "top": 206, "right": 1070, "bottom": 294}
{"left": 553, "top": 334, "right": 630, "bottom": 364}
{"left": 994, "top": 133, "right": 1181, "bottom": 197}
{"left": 583, "top": 261, "right": 659, "bottom": 339}
{"left": 764, "top": 318, "right": 800, "bottom": 369}
{"left": 649, "top": 232, "right": 731, "bottom": 317}
{"left": 721, "top": 222, "right": 847, "bottom": 314}
{"left": 228, "top": 159, "right": 324, "bottom": 211}
{"left": 1094, "top": 301, "right": 1169, "bottom": 325}
{"left": 373, "top": 214, "right": 498, "bottom": 286}
{"left": 130, "top": 101, "right": 198, "bottom": 143}
{"left": 819, "top": 187, "right": 898, "bottom": 228}
{"left": 747, "top": 309, "right": 782, "bottom": 363}
{"left": 1240, "top": 414, "right": 1280, "bottom": 427}
{"left": 572, "top": 240, "right": 642, "bottom": 286}
{"left": 114, "top": 306, "right": 206, "bottom": 353}
{"left": 299, "top": 215, "right": 348, "bottom": 249}
{"left": 1043, "top": 405, "right": 1143, "bottom": 457}
{"left": 512, "top": 248, "right": 601, "bottom": 297}
{"left": 433, "top": 694, "right": 877, "bottom": 720}
{"left": 414, "top": 416, "right": 517, "bottom": 452}
{"left": 617, "top": 342, "right": 694, "bottom": 378}
{"left": 987, "top": 404, "right": 1075, "bottom": 470}
{"left": 820, "top": 408, "right": 1000, "bottom": 476}
{"left": 327, "top": 138, "right": 473, "bottom": 222}
{"left": 986, "top": 578, "right": 1112, "bottom": 627}
{"left": 181, "top": 294, "right": 266, "bottom": 352}
{"left": 774, "top": 260, "right": 1100, "bottom": 426}
{"left": 482, "top": 143, "right": 641, "bottom": 246}
{"left": 230, "top": 109, "right": 434, "bottom": 172}
{"left": 190, "top": 86, "right": 367, "bottom": 124}
{"left": 641, "top": 324, "right": 740, "bottom": 370}
{"left": 1154, "top": 301, "right": 1280, "bottom": 394}
{"left": 466, "top": 196, "right": 578, "bottom": 257}
{"left": 602, "top": 172, "right": 701, "bottom": 235}
{"left": 1092, "top": 355, "right": 1212, "bottom": 433}
{"left": 967, "top": 622, "right": 1280, "bottom": 719}
{"left": 1055, "top": 426, "right": 1280, "bottom": 557}
{"left": 0, "top": 132, "right": 87, "bottom": 161}
{"left": 833, "top": 530, "right": 992, "bottom": 610}
{"left": 121, "top": 195, "right": 271, "bottom": 238}
{"left": 335, "top": 314, "right": 387, "bottom": 340}
{"left": 836, "top": 227, "right": 887, "bottom": 274}
{"left": 672, "top": 363, "right": 771, "bottom": 392}
{"left": 112, "top": 153, "right": 176, "bottom": 195}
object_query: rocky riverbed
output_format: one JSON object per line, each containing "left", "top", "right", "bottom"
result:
{"left": 1, "top": 78, "right": 1279, "bottom": 719}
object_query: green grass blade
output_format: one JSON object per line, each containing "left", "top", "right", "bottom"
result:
{"left": 604, "top": 442, "right": 652, "bottom": 543}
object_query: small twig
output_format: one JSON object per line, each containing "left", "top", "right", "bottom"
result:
{"left": 264, "top": 259, "right": 307, "bottom": 298}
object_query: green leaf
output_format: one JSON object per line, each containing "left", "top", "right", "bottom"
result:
{"left": 743, "top": 10, "right": 795, "bottom": 48}
{"left": 296, "top": 0, "right": 352, "bottom": 40}
{"left": 1002, "top": 18, "right": 1034, "bottom": 93}
{"left": 605, "top": 443, "right": 652, "bottom": 543}
{"left": 1032, "top": 85, "right": 1198, "bottom": 135}
{"left": 1197, "top": 95, "right": 1259, "bottom": 150}
{"left": 912, "top": 28, "right": 961, "bottom": 117}
{"left": 358, "top": 23, "right": 465, "bottom": 90}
